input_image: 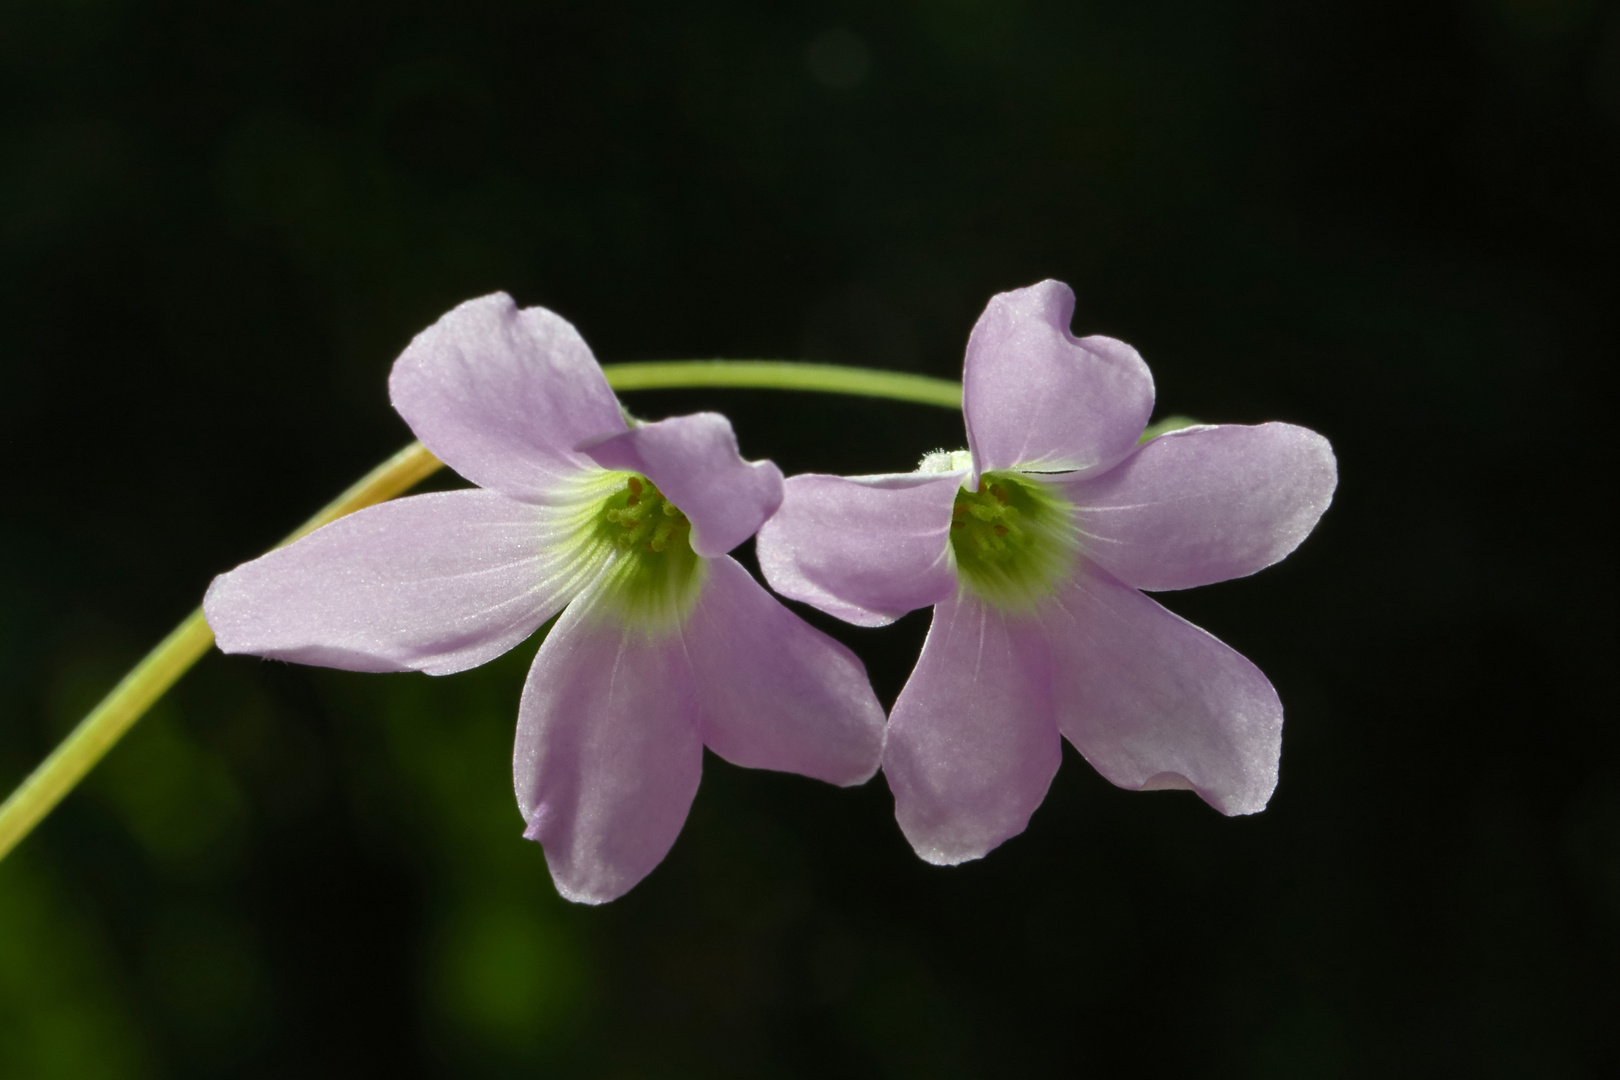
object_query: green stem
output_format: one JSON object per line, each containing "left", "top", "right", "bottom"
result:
{"left": 603, "top": 360, "right": 962, "bottom": 409}
{"left": 0, "top": 440, "right": 444, "bottom": 861}
{"left": 0, "top": 361, "right": 962, "bottom": 861}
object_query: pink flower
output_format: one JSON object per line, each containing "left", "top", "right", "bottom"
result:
{"left": 756, "top": 280, "right": 1337, "bottom": 865}
{"left": 205, "top": 294, "right": 886, "bottom": 902}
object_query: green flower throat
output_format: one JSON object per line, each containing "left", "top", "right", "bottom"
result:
{"left": 949, "top": 470, "right": 1078, "bottom": 610}
{"left": 603, "top": 475, "right": 690, "bottom": 553}
{"left": 584, "top": 473, "right": 704, "bottom": 630}
{"left": 573, "top": 464, "right": 1077, "bottom": 628}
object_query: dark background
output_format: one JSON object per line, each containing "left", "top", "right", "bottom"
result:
{"left": 1, "top": 0, "right": 1615, "bottom": 1075}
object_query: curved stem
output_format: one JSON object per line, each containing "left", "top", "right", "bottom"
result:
{"left": 0, "top": 362, "right": 963, "bottom": 861}
{"left": 602, "top": 360, "right": 963, "bottom": 409}
{"left": 0, "top": 440, "right": 445, "bottom": 861}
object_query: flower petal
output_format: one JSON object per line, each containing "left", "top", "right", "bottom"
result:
{"left": 1059, "top": 423, "right": 1338, "bottom": 591}
{"left": 579, "top": 412, "right": 783, "bottom": 558}
{"left": 1040, "top": 562, "right": 1283, "bottom": 816}
{"left": 884, "top": 593, "right": 1060, "bottom": 865}
{"left": 963, "top": 280, "right": 1154, "bottom": 482}
{"left": 389, "top": 293, "right": 626, "bottom": 502}
{"left": 681, "top": 556, "right": 886, "bottom": 785}
{"left": 513, "top": 594, "right": 704, "bottom": 904}
{"left": 204, "top": 490, "right": 588, "bottom": 676}
{"left": 756, "top": 471, "right": 962, "bottom": 627}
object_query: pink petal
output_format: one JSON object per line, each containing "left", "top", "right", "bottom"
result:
{"left": 1039, "top": 562, "right": 1283, "bottom": 816}
{"left": 884, "top": 593, "right": 1061, "bottom": 865}
{"left": 681, "top": 556, "right": 886, "bottom": 785}
{"left": 513, "top": 595, "right": 704, "bottom": 904}
{"left": 1059, "top": 423, "right": 1338, "bottom": 591}
{"left": 204, "top": 490, "right": 588, "bottom": 676}
{"left": 389, "top": 293, "right": 626, "bottom": 502}
{"left": 579, "top": 412, "right": 783, "bottom": 558}
{"left": 963, "top": 280, "right": 1154, "bottom": 483}
{"left": 756, "top": 471, "right": 962, "bottom": 627}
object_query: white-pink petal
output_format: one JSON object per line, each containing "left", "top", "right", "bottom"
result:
{"left": 884, "top": 593, "right": 1061, "bottom": 865}
{"left": 963, "top": 280, "right": 1154, "bottom": 483}
{"left": 680, "top": 556, "right": 886, "bottom": 785}
{"left": 513, "top": 595, "right": 704, "bottom": 905}
{"left": 580, "top": 412, "right": 783, "bottom": 558}
{"left": 1060, "top": 422, "right": 1338, "bottom": 591}
{"left": 1040, "top": 562, "right": 1283, "bottom": 816}
{"left": 204, "top": 490, "right": 590, "bottom": 676}
{"left": 756, "top": 471, "right": 962, "bottom": 627}
{"left": 389, "top": 293, "right": 626, "bottom": 503}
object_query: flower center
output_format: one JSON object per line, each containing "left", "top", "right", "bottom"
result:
{"left": 604, "top": 475, "right": 691, "bottom": 553}
{"left": 586, "top": 473, "right": 705, "bottom": 631}
{"left": 949, "top": 470, "right": 1078, "bottom": 610}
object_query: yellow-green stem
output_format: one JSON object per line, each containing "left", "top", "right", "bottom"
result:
{"left": 604, "top": 360, "right": 962, "bottom": 409}
{"left": 0, "top": 361, "right": 962, "bottom": 861}
{"left": 0, "top": 440, "right": 443, "bottom": 861}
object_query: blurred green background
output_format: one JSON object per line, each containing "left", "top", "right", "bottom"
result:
{"left": 1, "top": 0, "right": 1615, "bottom": 1075}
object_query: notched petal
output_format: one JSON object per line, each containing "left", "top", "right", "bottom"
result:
{"left": 389, "top": 293, "right": 626, "bottom": 502}
{"left": 884, "top": 594, "right": 1061, "bottom": 864}
{"left": 963, "top": 280, "right": 1154, "bottom": 482}
{"left": 579, "top": 412, "right": 783, "bottom": 558}
{"left": 513, "top": 595, "right": 704, "bottom": 904}
{"left": 1041, "top": 562, "right": 1283, "bottom": 816}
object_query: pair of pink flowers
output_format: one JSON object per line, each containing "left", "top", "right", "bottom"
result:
{"left": 205, "top": 282, "right": 1337, "bottom": 903}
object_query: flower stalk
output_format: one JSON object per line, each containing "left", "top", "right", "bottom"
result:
{"left": 0, "top": 360, "right": 962, "bottom": 862}
{"left": 602, "top": 360, "right": 963, "bottom": 408}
